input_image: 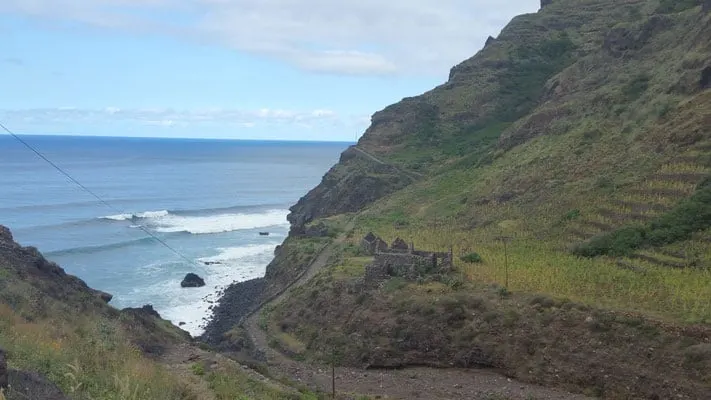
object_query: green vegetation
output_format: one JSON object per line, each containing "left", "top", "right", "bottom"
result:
{"left": 460, "top": 252, "right": 483, "bottom": 263}
{"left": 0, "top": 304, "right": 192, "bottom": 400}
{"left": 656, "top": 0, "right": 702, "bottom": 14}
{"left": 575, "top": 178, "right": 711, "bottom": 257}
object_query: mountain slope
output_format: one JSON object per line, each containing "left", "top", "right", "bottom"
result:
{"left": 227, "top": 1, "right": 711, "bottom": 399}
{"left": 0, "top": 226, "right": 319, "bottom": 400}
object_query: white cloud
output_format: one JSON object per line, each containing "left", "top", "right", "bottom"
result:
{"left": 0, "top": 106, "right": 356, "bottom": 128}
{"left": 0, "top": 0, "right": 540, "bottom": 75}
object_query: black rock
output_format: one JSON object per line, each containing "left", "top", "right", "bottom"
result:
{"left": 94, "top": 290, "right": 113, "bottom": 303}
{"left": 701, "top": 66, "right": 711, "bottom": 89}
{"left": 0, "top": 347, "right": 7, "bottom": 389}
{"left": 122, "top": 304, "right": 162, "bottom": 319}
{"left": 6, "top": 370, "right": 69, "bottom": 400}
{"left": 199, "top": 278, "right": 266, "bottom": 346}
{"left": 181, "top": 273, "right": 205, "bottom": 288}
{"left": 203, "top": 261, "right": 222, "bottom": 266}
{"left": 304, "top": 222, "right": 329, "bottom": 237}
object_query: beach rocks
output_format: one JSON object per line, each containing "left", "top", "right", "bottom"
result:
{"left": 200, "top": 278, "right": 266, "bottom": 347}
{"left": 181, "top": 273, "right": 205, "bottom": 288}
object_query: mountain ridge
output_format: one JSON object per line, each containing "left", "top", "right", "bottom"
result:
{"left": 217, "top": 1, "right": 711, "bottom": 398}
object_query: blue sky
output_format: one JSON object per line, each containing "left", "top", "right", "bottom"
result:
{"left": 0, "top": 0, "right": 538, "bottom": 141}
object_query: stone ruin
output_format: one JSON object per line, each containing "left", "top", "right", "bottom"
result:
{"left": 361, "top": 233, "right": 453, "bottom": 283}
{"left": 361, "top": 232, "right": 388, "bottom": 255}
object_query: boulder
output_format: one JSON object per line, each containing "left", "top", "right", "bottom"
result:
{"left": 304, "top": 222, "right": 329, "bottom": 237}
{"left": 540, "top": 0, "right": 553, "bottom": 9}
{"left": 181, "top": 273, "right": 205, "bottom": 288}
{"left": 0, "top": 226, "right": 12, "bottom": 243}
{"left": 6, "top": 370, "right": 69, "bottom": 400}
{"left": 484, "top": 36, "right": 496, "bottom": 47}
{"left": 701, "top": 66, "right": 711, "bottom": 89}
{"left": 122, "top": 304, "right": 162, "bottom": 319}
{"left": 0, "top": 348, "right": 7, "bottom": 389}
{"left": 94, "top": 290, "right": 113, "bottom": 303}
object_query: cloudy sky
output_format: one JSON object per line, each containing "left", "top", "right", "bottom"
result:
{"left": 0, "top": 0, "right": 539, "bottom": 141}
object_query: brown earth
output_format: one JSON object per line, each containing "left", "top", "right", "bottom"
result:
{"left": 242, "top": 223, "right": 594, "bottom": 399}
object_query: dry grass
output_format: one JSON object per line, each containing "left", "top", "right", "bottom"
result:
{"left": 0, "top": 304, "right": 193, "bottom": 400}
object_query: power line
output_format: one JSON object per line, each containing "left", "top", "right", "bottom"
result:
{"left": 1, "top": 122, "right": 199, "bottom": 267}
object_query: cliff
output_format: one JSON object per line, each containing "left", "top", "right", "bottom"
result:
{"left": 225, "top": 1, "right": 711, "bottom": 398}
{"left": 0, "top": 226, "right": 314, "bottom": 399}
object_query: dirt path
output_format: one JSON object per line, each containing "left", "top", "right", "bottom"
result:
{"left": 160, "top": 343, "right": 298, "bottom": 400}
{"left": 243, "top": 221, "right": 595, "bottom": 399}
{"left": 352, "top": 146, "right": 424, "bottom": 180}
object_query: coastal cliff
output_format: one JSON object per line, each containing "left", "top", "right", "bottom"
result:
{"left": 208, "top": 1, "right": 711, "bottom": 398}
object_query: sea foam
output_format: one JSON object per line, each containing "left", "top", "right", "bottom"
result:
{"left": 102, "top": 209, "right": 288, "bottom": 234}
{"left": 152, "top": 209, "right": 288, "bottom": 234}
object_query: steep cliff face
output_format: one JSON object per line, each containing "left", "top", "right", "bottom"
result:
{"left": 287, "top": 0, "right": 711, "bottom": 232}
{"left": 0, "top": 225, "right": 189, "bottom": 352}
{"left": 259, "top": 1, "right": 711, "bottom": 398}
{"left": 0, "top": 225, "right": 112, "bottom": 315}
{"left": 287, "top": 146, "right": 418, "bottom": 232}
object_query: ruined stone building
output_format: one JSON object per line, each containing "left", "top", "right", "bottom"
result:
{"left": 361, "top": 233, "right": 453, "bottom": 283}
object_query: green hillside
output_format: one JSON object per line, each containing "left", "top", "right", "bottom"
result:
{"left": 251, "top": 1, "right": 711, "bottom": 398}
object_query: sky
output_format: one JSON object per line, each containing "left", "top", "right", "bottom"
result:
{"left": 0, "top": 0, "right": 540, "bottom": 141}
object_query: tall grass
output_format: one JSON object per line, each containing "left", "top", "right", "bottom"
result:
{"left": 351, "top": 222, "right": 711, "bottom": 324}
{"left": 0, "top": 304, "right": 193, "bottom": 400}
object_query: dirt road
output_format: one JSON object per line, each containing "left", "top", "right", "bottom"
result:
{"left": 243, "top": 220, "right": 593, "bottom": 399}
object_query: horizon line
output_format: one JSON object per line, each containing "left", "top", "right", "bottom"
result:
{"left": 0, "top": 132, "right": 356, "bottom": 144}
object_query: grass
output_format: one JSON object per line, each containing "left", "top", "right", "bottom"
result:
{"left": 205, "top": 363, "right": 318, "bottom": 400}
{"left": 575, "top": 178, "right": 711, "bottom": 257}
{"left": 0, "top": 304, "right": 193, "bottom": 400}
{"left": 344, "top": 217, "right": 711, "bottom": 324}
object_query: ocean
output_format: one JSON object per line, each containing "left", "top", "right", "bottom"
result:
{"left": 0, "top": 134, "right": 347, "bottom": 335}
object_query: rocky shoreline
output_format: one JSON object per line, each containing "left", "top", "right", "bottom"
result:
{"left": 199, "top": 277, "right": 266, "bottom": 346}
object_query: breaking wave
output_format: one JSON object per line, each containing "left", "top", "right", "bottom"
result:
{"left": 101, "top": 208, "right": 289, "bottom": 235}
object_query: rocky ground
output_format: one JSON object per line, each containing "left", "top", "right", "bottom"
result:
{"left": 229, "top": 224, "right": 594, "bottom": 399}
{"left": 1, "top": 347, "right": 69, "bottom": 400}
{"left": 200, "top": 277, "right": 265, "bottom": 347}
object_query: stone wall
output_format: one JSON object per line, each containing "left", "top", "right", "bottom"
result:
{"left": 361, "top": 233, "right": 455, "bottom": 283}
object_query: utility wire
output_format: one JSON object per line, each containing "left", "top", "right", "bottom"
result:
{"left": 1, "top": 122, "right": 199, "bottom": 267}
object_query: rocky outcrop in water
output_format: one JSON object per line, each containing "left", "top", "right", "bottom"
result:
{"left": 181, "top": 273, "right": 205, "bottom": 288}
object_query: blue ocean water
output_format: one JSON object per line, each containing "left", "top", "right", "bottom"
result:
{"left": 0, "top": 135, "right": 346, "bottom": 335}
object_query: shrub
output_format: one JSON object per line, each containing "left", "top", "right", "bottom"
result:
{"left": 575, "top": 180, "right": 711, "bottom": 257}
{"left": 561, "top": 209, "right": 581, "bottom": 222}
{"left": 460, "top": 252, "right": 483, "bottom": 263}
{"left": 384, "top": 277, "right": 408, "bottom": 293}
{"left": 191, "top": 363, "right": 205, "bottom": 376}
